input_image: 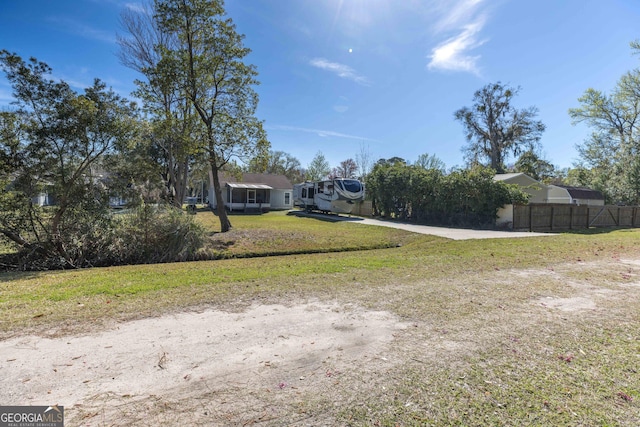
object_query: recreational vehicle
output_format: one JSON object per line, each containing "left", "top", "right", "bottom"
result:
{"left": 293, "top": 178, "right": 365, "bottom": 214}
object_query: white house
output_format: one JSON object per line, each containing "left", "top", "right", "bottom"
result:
{"left": 208, "top": 172, "right": 294, "bottom": 212}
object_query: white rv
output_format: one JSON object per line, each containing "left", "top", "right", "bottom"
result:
{"left": 293, "top": 178, "right": 365, "bottom": 214}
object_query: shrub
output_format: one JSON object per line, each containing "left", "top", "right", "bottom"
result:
{"left": 5, "top": 204, "right": 204, "bottom": 270}
{"left": 366, "top": 163, "right": 528, "bottom": 227}
{"left": 110, "top": 204, "right": 204, "bottom": 265}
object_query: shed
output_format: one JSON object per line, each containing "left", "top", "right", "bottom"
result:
{"left": 547, "top": 185, "right": 605, "bottom": 206}
{"left": 493, "top": 173, "right": 548, "bottom": 203}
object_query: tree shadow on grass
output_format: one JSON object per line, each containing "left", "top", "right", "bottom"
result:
{"left": 286, "top": 210, "right": 364, "bottom": 223}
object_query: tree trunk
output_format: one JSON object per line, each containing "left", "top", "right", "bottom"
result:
{"left": 175, "top": 156, "right": 189, "bottom": 209}
{"left": 209, "top": 162, "right": 232, "bottom": 232}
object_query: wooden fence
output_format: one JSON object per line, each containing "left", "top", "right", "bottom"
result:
{"left": 513, "top": 204, "right": 640, "bottom": 231}
{"left": 352, "top": 200, "right": 373, "bottom": 217}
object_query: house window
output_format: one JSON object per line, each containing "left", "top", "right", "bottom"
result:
{"left": 284, "top": 192, "right": 291, "bottom": 205}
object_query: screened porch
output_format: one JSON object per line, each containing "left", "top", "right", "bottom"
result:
{"left": 226, "top": 183, "right": 272, "bottom": 212}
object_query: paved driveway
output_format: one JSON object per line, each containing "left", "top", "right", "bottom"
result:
{"left": 290, "top": 211, "right": 554, "bottom": 240}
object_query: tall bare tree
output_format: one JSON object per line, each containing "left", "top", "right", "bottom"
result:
{"left": 118, "top": 1, "right": 194, "bottom": 208}
{"left": 355, "top": 142, "right": 373, "bottom": 179}
{"left": 415, "top": 153, "right": 446, "bottom": 172}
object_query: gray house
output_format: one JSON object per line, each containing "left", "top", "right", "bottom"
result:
{"left": 208, "top": 172, "right": 294, "bottom": 212}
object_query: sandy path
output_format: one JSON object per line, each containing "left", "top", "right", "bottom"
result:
{"left": 1, "top": 301, "right": 407, "bottom": 425}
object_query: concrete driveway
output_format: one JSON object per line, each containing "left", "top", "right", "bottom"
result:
{"left": 289, "top": 211, "right": 554, "bottom": 240}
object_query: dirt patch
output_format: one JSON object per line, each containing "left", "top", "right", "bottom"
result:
{"left": 0, "top": 301, "right": 408, "bottom": 425}
{"left": 537, "top": 295, "right": 597, "bottom": 311}
{"left": 2, "top": 257, "right": 640, "bottom": 425}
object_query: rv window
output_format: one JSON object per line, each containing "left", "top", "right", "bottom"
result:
{"left": 341, "top": 180, "right": 362, "bottom": 192}
{"left": 302, "top": 188, "right": 307, "bottom": 198}
{"left": 309, "top": 188, "right": 315, "bottom": 197}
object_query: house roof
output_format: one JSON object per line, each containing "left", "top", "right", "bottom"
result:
{"left": 219, "top": 172, "right": 293, "bottom": 190}
{"left": 494, "top": 173, "right": 546, "bottom": 187}
{"left": 227, "top": 183, "right": 272, "bottom": 190}
{"left": 493, "top": 173, "right": 526, "bottom": 181}
{"left": 550, "top": 185, "right": 604, "bottom": 200}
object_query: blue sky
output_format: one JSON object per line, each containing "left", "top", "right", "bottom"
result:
{"left": 2, "top": 0, "right": 640, "bottom": 172}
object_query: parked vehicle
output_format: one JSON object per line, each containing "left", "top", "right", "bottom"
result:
{"left": 293, "top": 178, "right": 365, "bottom": 214}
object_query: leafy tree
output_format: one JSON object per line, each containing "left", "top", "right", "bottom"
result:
{"left": 366, "top": 160, "right": 412, "bottom": 218}
{"left": 246, "top": 150, "right": 304, "bottom": 183}
{"left": 375, "top": 157, "right": 406, "bottom": 167}
{"left": 306, "top": 151, "right": 330, "bottom": 181}
{"left": 154, "top": 0, "right": 269, "bottom": 232}
{"left": 330, "top": 158, "right": 358, "bottom": 179}
{"left": 569, "top": 67, "right": 640, "bottom": 204}
{"left": 406, "top": 166, "right": 444, "bottom": 222}
{"left": 101, "top": 121, "right": 168, "bottom": 206}
{"left": 455, "top": 82, "right": 545, "bottom": 173}
{"left": 0, "top": 51, "right": 138, "bottom": 267}
{"left": 415, "top": 153, "right": 446, "bottom": 172}
{"left": 513, "top": 150, "right": 556, "bottom": 182}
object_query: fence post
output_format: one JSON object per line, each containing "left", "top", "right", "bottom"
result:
{"left": 587, "top": 207, "right": 590, "bottom": 228}
{"left": 529, "top": 205, "right": 533, "bottom": 232}
{"left": 569, "top": 205, "right": 573, "bottom": 230}
{"left": 550, "top": 206, "right": 554, "bottom": 231}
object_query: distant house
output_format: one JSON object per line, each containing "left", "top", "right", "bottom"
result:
{"left": 494, "top": 173, "right": 548, "bottom": 203}
{"left": 208, "top": 172, "right": 294, "bottom": 212}
{"left": 547, "top": 185, "right": 605, "bottom": 206}
{"left": 32, "top": 192, "right": 55, "bottom": 207}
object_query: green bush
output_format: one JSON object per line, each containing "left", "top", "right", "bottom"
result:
{"left": 366, "top": 163, "right": 528, "bottom": 227}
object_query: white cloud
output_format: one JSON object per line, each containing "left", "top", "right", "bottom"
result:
{"left": 333, "top": 105, "right": 349, "bottom": 113}
{"left": 431, "top": 0, "right": 484, "bottom": 33}
{"left": 269, "top": 125, "right": 377, "bottom": 142}
{"left": 428, "top": 18, "right": 486, "bottom": 74}
{"left": 124, "top": 2, "right": 147, "bottom": 14}
{"left": 426, "top": 0, "right": 489, "bottom": 74}
{"left": 47, "top": 16, "right": 116, "bottom": 44}
{"left": 309, "top": 58, "right": 371, "bottom": 86}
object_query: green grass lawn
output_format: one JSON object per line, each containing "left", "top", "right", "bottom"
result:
{"left": 1, "top": 211, "right": 639, "bottom": 426}
{"left": 194, "top": 209, "right": 413, "bottom": 258}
